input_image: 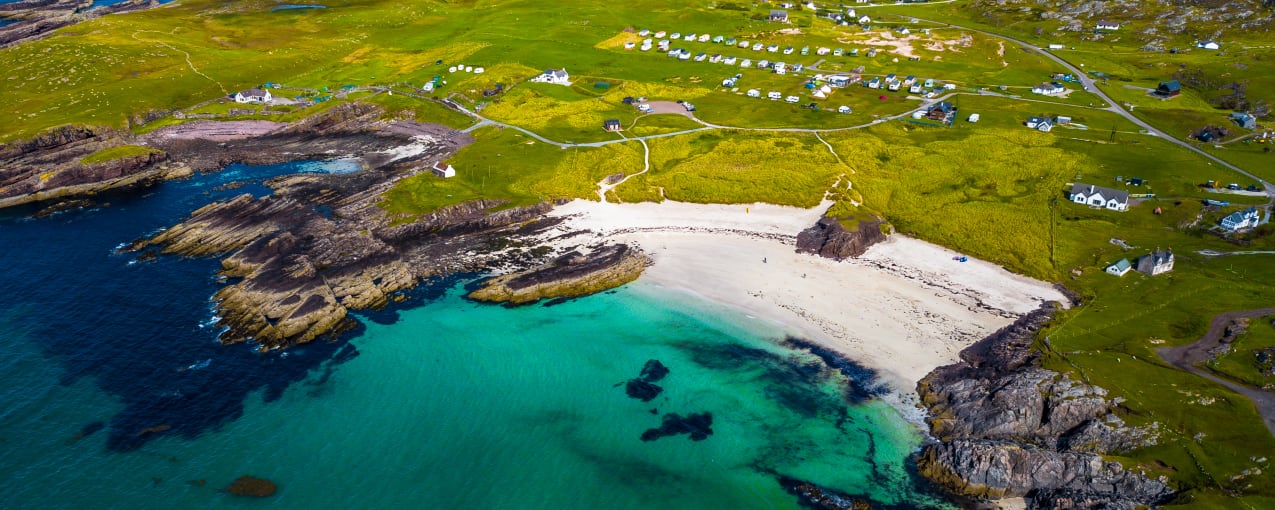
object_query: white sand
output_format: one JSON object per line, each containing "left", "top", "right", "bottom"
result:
{"left": 543, "top": 199, "right": 1067, "bottom": 417}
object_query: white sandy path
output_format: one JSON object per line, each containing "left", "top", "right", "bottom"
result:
{"left": 544, "top": 199, "right": 1067, "bottom": 414}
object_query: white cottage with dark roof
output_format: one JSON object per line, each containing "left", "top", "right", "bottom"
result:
{"left": 530, "top": 69, "right": 571, "bottom": 86}
{"left": 234, "top": 88, "right": 272, "bottom": 104}
{"left": 1069, "top": 183, "right": 1129, "bottom": 211}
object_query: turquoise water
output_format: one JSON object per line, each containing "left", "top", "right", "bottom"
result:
{"left": 0, "top": 161, "right": 952, "bottom": 508}
{"left": 0, "top": 282, "right": 950, "bottom": 508}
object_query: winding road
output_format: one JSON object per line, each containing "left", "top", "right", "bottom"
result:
{"left": 904, "top": 15, "right": 1274, "bottom": 198}
{"left": 1157, "top": 309, "right": 1275, "bottom": 437}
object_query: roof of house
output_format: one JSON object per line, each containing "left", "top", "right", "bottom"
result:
{"left": 1158, "top": 80, "right": 1181, "bottom": 92}
{"left": 929, "top": 101, "right": 955, "bottom": 114}
{"left": 542, "top": 69, "right": 568, "bottom": 78}
{"left": 1034, "top": 82, "right": 1061, "bottom": 90}
{"left": 1097, "top": 19, "right": 1118, "bottom": 26}
{"left": 1136, "top": 249, "right": 1173, "bottom": 270}
{"left": 1223, "top": 207, "right": 1260, "bottom": 224}
{"left": 771, "top": 9, "right": 788, "bottom": 16}
{"left": 240, "top": 88, "right": 269, "bottom": 98}
{"left": 1108, "top": 259, "right": 1132, "bottom": 271}
{"left": 1070, "top": 183, "right": 1130, "bottom": 203}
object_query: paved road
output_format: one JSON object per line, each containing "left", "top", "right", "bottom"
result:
{"left": 906, "top": 16, "right": 1275, "bottom": 199}
{"left": 1158, "top": 309, "right": 1275, "bottom": 438}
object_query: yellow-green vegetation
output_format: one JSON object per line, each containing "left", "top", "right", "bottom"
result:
{"left": 379, "top": 126, "right": 640, "bottom": 217}
{"left": 613, "top": 131, "right": 842, "bottom": 206}
{"left": 79, "top": 145, "right": 162, "bottom": 165}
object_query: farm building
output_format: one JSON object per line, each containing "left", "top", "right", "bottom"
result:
{"left": 1105, "top": 259, "right": 1132, "bottom": 277}
{"left": 234, "top": 88, "right": 272, "bottom": 104}
{"left": 1135, "top": 249, "right": 1174, "bottom": 275}
{"left": 1069, "top": 183, "right": 1129, "bottom": 211}
{"left": 1221, "top": 207, "right": 1262, "bottom": 231}
{"left": 530, "top": 69, "right": 571, "bottom": 85}
{"left": 1155, "top": 80, "right": 1181, "bottom": 98}
{"left": 431, "top": 163, "right": 456, "bottom": 178}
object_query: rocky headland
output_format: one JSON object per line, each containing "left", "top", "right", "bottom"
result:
{"left": 467, "top": 243, "right": 649, "bottom": 304}
{"left": 795, "top": 214, "right": 888, "bottom": 260}
{"left": 0, "top": 0, "right": 158, "bottom": 48}
{"left": 916, "top": 304, "right": 1173, "bottom": 509}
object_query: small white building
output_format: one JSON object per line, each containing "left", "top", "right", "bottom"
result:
{"left": 1096, "top": 20, "right": 1120, "bottom": 31}
{"left": 837, "top": 105, "right": 851, "bottom": 114}
{"left": 530, "top": 69, "right": 571, "bottom": 85}
{"left": 1197, "top": 40, "right": 1220, "bottom": 50}
{"left": 768, "top": 91, "right": 783, "bottom": 100}
{"left": 785, "top": 95, "right": 800, "bottom": 103}
{"left": 432, "top": 163, "right": 456, "bottom": 178}
{"left": 1048, "top": 44, "right": 1065, "bottom": 50}
{"left": 1069, "top": 183, "right": 1129, "bottom": 211}
{"left": 1026, "top": 116, "right": 1054, "bottom": 132}
{"left": 747, "top": 89, "right": 761, "bottom": 98}
{"left": 1032, "top": 82, "right": 1066, "bottom": 96}
{"left": 858, "top": 15, "right": 871, "bottom": 24}
{"left": 967, "top": 113, "right": 980, "bottom": 123}
{"left": 1105, "top": 259, "right": 1132, "bottom": 277}
{"left": 234, "top": 88, "right": 272, "bottom": 104}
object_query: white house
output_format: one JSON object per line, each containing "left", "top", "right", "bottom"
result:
{"left": 1197, "top": 40, "right": 1220, "bottom": 50}
{"left": 858, "top": 15, "right": 871, "bottom": 24}
{"left": 1096, "top": 20, "right": 1120, "bottom": 30}
{"left": 234, "top": 88, "right": 272, "bottom": 104}
{"left": 1135, "top": 249, "right": 1174, "bottom": 275}
{"left": 1106, "top": 259, "right": 1132, "bottom": 276}
{"left": 431, "top": 162, "right": 456, "bottom": 178}
{"left": 530, "top": 69, "right": 571, "bottom": 85}
{"left": 1026, "top": 116, "right": 1053, "bottom": 132}
{"left": 1032, "top": 82, "right": 1066, "bottom": 96}
{"left": 1220, "top": 207, "right": 1262, "bottom": 231}
{"left": 1069, "top": 183, "right": 1130, "bottom": 211}
{"left": 1048, "top": 43, "right": 1065, "bottom": 50}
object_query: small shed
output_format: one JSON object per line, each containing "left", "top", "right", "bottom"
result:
{"left": 432, "top": 163, "right": 456, "bottom": 178}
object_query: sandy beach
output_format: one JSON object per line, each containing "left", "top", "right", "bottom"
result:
{"left": 542, "top": 199, "right": 1067, "bottom": 416}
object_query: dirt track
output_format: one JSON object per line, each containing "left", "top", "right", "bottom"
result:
{"left": 1157, "top": 308, "right": 1275, "bottom": 437}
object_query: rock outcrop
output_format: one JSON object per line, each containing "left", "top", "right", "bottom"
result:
{"left": 916, "top": 304, "right": 1171, "bottom": 508}
{"left": 0, "top": 0, "right": 158, "bottom": 48}
{"left": 128, "top": 107, "right": 575, "bottom": 349}
{"left": 467, "top": 244, "right": 649, "bottom": 304}
{"left": 796, "top": 215, "right": 887, "bottom": 259}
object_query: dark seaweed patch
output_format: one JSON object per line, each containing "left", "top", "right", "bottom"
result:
{"left": 625, "top": 379, "right": 663, "bottom": 402}
{"left": 640, "top": 412, "right": 713, "bottom": 442}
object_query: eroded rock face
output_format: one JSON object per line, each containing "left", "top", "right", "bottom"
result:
{"left": 0, "top": 126, "right": 177, "bottom": 209}
{"left": 467, "top": 244, "right": 649, "bottom": 304}
{"left": 916, "top": 304, "right": 1170, "bottom": 508}
{"left": 795, "top": 216, "right": 887, "bottom": 260}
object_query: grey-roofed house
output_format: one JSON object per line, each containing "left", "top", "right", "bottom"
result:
{"left": 234, "top": 88, "right": 272, "bottom": 104}
{"left": 1135, "top": 249, "right": 1174, "bottom": 275}
{"left": 1221, "top": 207, "right": 1262, "bottom": 232}
{"left": 770, "top": 9, "right": 788, "bottom": 22}
{"left": 1230, "top": 112, "right": 1258, "bottom": 130}
{"left": 1069, "top": 183, "right": 1130, "bottom": 211}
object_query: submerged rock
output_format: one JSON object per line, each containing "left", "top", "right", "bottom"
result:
{"left": 468, "top": 244, "right": 649, "bottom": 304}
{"left": 625, "top": 379, "right": 663, "bottom": 402}
{"left": 223, "top": 475, "right": 277, "bottom": 497}
{"left": 640, "top": 412, "right": 713, "bottom": 442}
{"left": 639, "top": 359, "right": 669, "bottom": 382}
{"left": 777, "top": 476, "right": 877, "bottom": 510}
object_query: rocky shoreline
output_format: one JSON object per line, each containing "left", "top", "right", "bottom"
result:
{"left": 0, "top": 0, "right": 158, "bottom": 49}
{"left": 915, "top": 304, "right": 1173, "bottom": 509}
{"left": 468, "top": 244, "right": 649, "bottom": 304}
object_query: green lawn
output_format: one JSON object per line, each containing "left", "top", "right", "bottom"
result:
{"left": 79, "top": 144, "right": 162, "bottom": 164}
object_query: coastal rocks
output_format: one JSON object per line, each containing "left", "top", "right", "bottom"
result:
{"left": 796, "top": 215, "right": 887, "bottom": 260}
{"left": 776, "top": 477, "right": 876, "bottom": 510}
{"left": 915, "top": 303, "right": 1170, "bottom": 508}
{"left": 919, "top": 439, "right": 1172, "bottom": 503}
{"left": 223, "top": 476, "right": 277, "bottom": 497}
{"left": 0, "top": 0, "right": 157, "bottom": 48}
{"left": 640, "top": 412, "right": 713, "bottom": 442}
{"left": 0, "top": 125, "right": 178, "bottom": 209}
{"left": 467, "top": 244, "right": 649, "bottom": 304}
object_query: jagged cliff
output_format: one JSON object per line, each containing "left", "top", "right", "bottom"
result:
{"left": 916, "top": 304, "right": 1172, "bottom": 508}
